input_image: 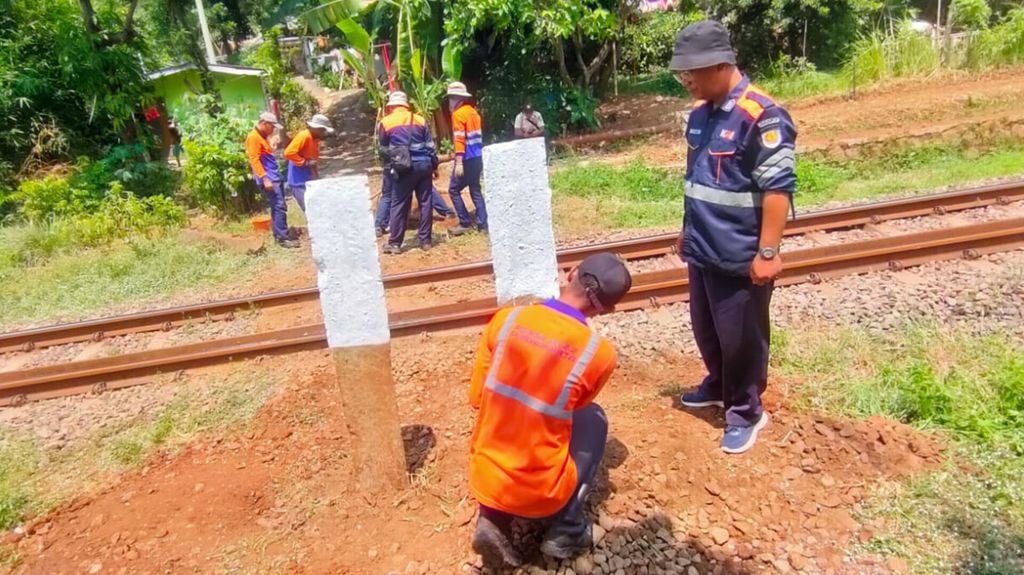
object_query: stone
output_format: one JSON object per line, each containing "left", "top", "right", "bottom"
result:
{"left": 575, "top": 555, "right": 595, "bottom": 574}
{"left": 89, "top": 564, "right": 103, "bottom": 574}
{"left": 593, "top": 524, "right": 607, "bottom": 546}
{"left": 599, "top": 513, "right": 616, "bottom": 532}
{"left": 788, "top": 551, "right": 808, "bottom": 571}
{"left": 709, "top": 527, "right": 730, "bottom": 545}
{"left": 887, "top": 557, "right": 909, "bottom": 574}
{"left": 704, "top": 481, "right": 722, "bottom": 497}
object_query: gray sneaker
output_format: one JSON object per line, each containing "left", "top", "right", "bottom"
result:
{"left": 383, "top": 244, "right": 402, "bottom": 255}
{"left": 449, "top": 225, "right": 473, "bottom": 236}
{"left": 277, "top": 239, "right": 301, "bottom": 249}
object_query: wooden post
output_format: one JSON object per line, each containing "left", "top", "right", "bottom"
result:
{"left": 305, "top": 175, "right": 407, "bottom": 494}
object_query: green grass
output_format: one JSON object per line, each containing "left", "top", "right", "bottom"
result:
{"left": 550, "top": 142, "right": 1024, "bottom": 230}
{"left": 0, "top": 372, "right": 277, "bottom": 532}
{"left": 0, "top": 231, "right": 295, "bottom": 330}
{"left": 774, "top": 326, "right": 1024, "bottom": 574}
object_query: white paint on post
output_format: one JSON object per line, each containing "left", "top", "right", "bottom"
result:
{"left": 483, "top": 137, "right": 559, "bottom": 304}
{"left": 306, "top": 176, "right": 390, "bottom": 348}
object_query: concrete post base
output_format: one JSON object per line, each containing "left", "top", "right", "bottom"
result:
{"left": 330, "top": 343, "right": 407, "bottom": 493}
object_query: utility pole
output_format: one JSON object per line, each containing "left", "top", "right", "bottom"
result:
{"left": 194, "top": 0, "right": 218, "bottom": 64}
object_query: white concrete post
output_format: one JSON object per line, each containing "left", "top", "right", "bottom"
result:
{"left": 482, "top": 138, "right": 560, "bottom": 304}
{"left": 306, "top": 176, "right": 407, "bottom": 493}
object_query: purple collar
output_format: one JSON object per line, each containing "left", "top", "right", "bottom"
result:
{"left": 542, "top": 299, "right": 588, "bottom": 325}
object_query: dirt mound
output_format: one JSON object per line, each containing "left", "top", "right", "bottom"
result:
{"left": 8, "top": 339, "right": 942, "bottom": 574}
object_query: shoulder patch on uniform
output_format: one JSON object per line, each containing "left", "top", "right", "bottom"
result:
{"left": 760, "top": 129, "right": 782, "bottom": 149}
{"left": 757, "top": 116, "right": 780, "bottom": 129}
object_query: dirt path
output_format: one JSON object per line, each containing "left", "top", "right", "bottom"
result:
{"left": 7, "top": 329, "right": 942, "bottom": 574}
{"left": 584, "top": 68, "right": 1024, "bottom": 167}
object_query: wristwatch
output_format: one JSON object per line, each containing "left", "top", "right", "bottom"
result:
{"left": 758, "top": 246, "right": 778, "bottom": 260}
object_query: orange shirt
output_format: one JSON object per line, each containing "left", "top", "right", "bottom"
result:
{"left": 451, "top": 103, "right": 483, "bottom": 159}
{"left": 245, "top": 128, "right": 280, "bottom": 182}
{"left": 468, "top": 303, "right": 617, "bottom": 518}
{"left": 284, "top": 129, "right": 319, "bottom": 166}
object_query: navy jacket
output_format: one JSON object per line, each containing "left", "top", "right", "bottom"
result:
{"left": 682, "top": 76, "right": 797, "bottom": 276}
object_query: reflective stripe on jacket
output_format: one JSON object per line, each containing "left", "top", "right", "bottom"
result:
{"left": 452, "top": 103, "right": 483, "bottom": 160}
{"left": 245, "top": 128, "right": 281, "bottom": 183}
{"left": 468, "top": 303, "right": 617, "bottom": 518}
{"left": 379, "top": 106, "right": 438, "bottom": 165}
{"left": 682, "top": 76, "right": 797, "bottom": 276}
{"left": 284, "top": 129, "right": 319, "bottom": 187}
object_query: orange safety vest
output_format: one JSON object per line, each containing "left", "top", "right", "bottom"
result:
{"left": 468, "top": 304, "right": 617, "bottom": 518}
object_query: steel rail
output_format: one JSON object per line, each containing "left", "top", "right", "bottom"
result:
{"left": 2, "top": 217, "right": 1021, "bottom": 406}
{"left": 1, "top": 180, "right": 1022, "bottom": 354}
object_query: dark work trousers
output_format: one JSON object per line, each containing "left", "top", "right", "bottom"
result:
{"left": 688, "top": 263, "right": 774, "bottom": 427}
{"left": 290, "top": 184, "right": 307, "bottom": 212}
{"left": 388, "top": 163, "right": 434, "bottom": 248}
{"left": 479, "top": 403, "right": 608, "bottom": 542}
{"left": 374, "top": 171, "right": 394, "bottom": 230}
{"left": 263, "top": 180, "right": 289, "bottom": 242}
{"left": 377, "top": 173, "right": 454, "bottom": 231}
{"left": 449, "top": 156, "right": 487, "bottom": 230}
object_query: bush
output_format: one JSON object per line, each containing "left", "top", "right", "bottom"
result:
{"left": 175, "top": 95, "right": 261, "bottom": 215}
{"left": 619, "top": 10, "right": 703, "bottom": 76}
{"left": 843, "top": 26, "right": 940, "bottom": 84}
{"left": 967, "top": 8, "right": 1024, "bottom": 69}
{"left": 952, "top": 0, "right": 993, "bottom": 31}
{"left": 0, "top": 188, "right": 186, "bottom": 267}
{"left": 13, "top": 176, "right": 100, "bottom": 222}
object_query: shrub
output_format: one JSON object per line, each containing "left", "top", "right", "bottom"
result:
{"left": 13, "top": 176, "right": 99, "bottom": 222}
{"left": 843, "top": 26, "right": 940, "bottom": 84}
{"left": 619, "top": 10, "right": 703, "bottom": 76}
{"left": 951, "top": 0, "right": 993, "bottom": 31}
{"left": 967, "top": 8, "right": 1024, "bottom": 69}
{"left": 0, "top": 188, "right": 186, "bottom": 267}
{"left": 175, "top": 95, "right": 261, "bottom": 215}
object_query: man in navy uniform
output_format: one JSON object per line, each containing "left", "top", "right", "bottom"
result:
{"left": 669, "top": 20, "right": 797, "bottom": 454}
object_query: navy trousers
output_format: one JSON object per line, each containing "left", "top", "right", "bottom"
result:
{"left": 290, "top": 184, "right": 307, "bottom": 213}
{"left": 377, "top": 173, "right": 455, "bottom": 231}
{"left": 479, "top": 403, "right": 607, "bottom": 541}
{"left": 263, "top": 180, "right": 289, "bottom": 242}
{"left": 388, "top": 163, "right": 434, "bottom": 248}
{"left": 449, "top": 156, "right": 487, "bottom": 230}
{"left": 688, "top": 264, "right": 773, "bottom": 427}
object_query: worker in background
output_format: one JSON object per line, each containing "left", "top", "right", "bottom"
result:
{"left": 514, "top": 102, "right": 545, "bottom": 138}
{"left": 374, "top": 94, "right": 457, "bottom": 238}
{"left": 669, "top": 21, "right": 797, "bottom": 453}
{"left": 246, "top": 112, "right": 298, "bottom": 249}
{"left": 379, "top": 91, "right": 439, "bottom": 254}
{"left": 468, "top": 253, "right": 633, "bottom": 569}
{"left": 284, "top": 113, "right": 335, "bottom": 213}
{"left": 446, "top": 82, "right": 487, "bottom": 236}
{"left": 168, "top": 118, "right": 183, "bottom": 167}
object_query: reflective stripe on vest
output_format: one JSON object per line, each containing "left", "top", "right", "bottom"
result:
{"left": 484, "top": 307, "right": 600, "bottom": 421}
{"left": 685, "top": 181, "right": 763, "bottom": 209}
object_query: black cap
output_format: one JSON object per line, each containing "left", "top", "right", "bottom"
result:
{"left": 577, "top": 253, "right": 633, "bottom": 312}
{"left": 669, "top": 20, "right": 736, "bottom": 71}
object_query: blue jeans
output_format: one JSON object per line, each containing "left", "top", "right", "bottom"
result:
{"left": 688, "top": 264, "right": 773, "bottom": 427}
{"left": 449, "top": 156, "right": 486, "bottom": 229}
{"left": 377, "top": 172, "right": 455, "bottom": 230}
{"left": 263, "top": 180, "right": 289, "bottom": 242}
{"left": 479, "top": 403, "right": 607, "bottom": 541}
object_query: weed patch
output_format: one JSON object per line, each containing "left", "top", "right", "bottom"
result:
{"left": 550, "top": 141, "right": 1024, "bottom": 231}
{"left": 0, "top": 232, "right": 290, "bottom": 330}
{"left": 0, "top": 371, "right": 278, "bottom": 531}
{"left": 774, "top": 325, "right": 1024, "bottom": 573}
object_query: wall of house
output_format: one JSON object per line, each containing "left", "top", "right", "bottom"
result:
{"left": 151, "top": 71, "right": 266, "bottom": 119}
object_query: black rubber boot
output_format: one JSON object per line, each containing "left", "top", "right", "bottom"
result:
{"left": 472, "top": 513, "right": 523, "bottom": 570}
{"left": 540, "top": 522, "right": 592, "bottom": 560}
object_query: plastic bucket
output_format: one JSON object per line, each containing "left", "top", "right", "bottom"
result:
{"left": 251, "top": 215, "right": 272, "bottom": 232}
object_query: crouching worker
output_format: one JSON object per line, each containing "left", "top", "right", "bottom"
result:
{"left": 468, "top": 253, "right": 633, "bottom": 569}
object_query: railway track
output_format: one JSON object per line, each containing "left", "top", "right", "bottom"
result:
{"left": 2, "top": 181, "right": 1022, "bottom": 355}
{"left": 2, "top": 216, "right": 1022, "bottom": 406}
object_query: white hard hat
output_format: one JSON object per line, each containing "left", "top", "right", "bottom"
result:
{"left": 446, "top": 81, "right": 472, "bottom": 98}
{"left": 387, "top": 91, "right": 409, "bottom": 107}
{"left": 306, "top": 113, "right": 335, "bottom": 134}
